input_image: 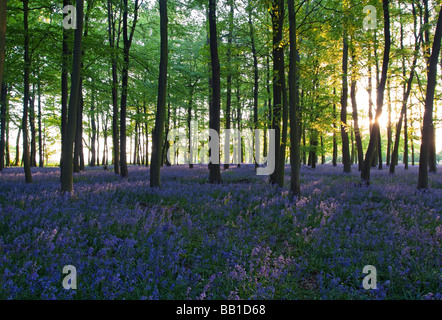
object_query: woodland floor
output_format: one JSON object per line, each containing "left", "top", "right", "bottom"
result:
{"left": 0, "top": 164, "right": 441, "bottom": 300}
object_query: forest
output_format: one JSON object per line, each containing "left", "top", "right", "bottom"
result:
{"left": 0, "top": 0, "right": 441, "bottom": 301}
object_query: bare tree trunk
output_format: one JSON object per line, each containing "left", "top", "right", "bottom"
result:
{"left": 0, "top": 82, "right": 6, "bottom": 170}
{"left": 362, "top": 0, "right": 390, "bottom": 184}
{"left": 341, "top": 28, "right": 351, "bottom": 173}
{"left": 107, "top": 0, "right": 120, "bottom": 174}
{"left": 60, "top": 0, "right": 71, "bottom": 173}
{"left": 269, "top": 0, "right": 284, "bottom": 186}
{"left": 332, "top": 88, "right": 337, "bottom": 167}
{"left": 90, "top": 92, "right": 96, "bottom": 167}
{"left": 15, "top": 125, "right": 20, "bottom": 166}
{"left": 418, "top": 5, "right": 442, "bottom": 189}
{"left": 248, "top": 1, "right": 259, "bottom": 169}
{"left": 30, "top": 85, "right": 36, "bottom": 167}
{"left": 208, "top": 0, "right": 221, "bottom": 183}
{"left": 22, "top": 0, "right": 32, "bottom": 183}
{"left": 390, "top": 2, "right": 420, "bottom": 174}
{"left": 150, "top": 0, "right": 168, "bottom": 187}
{"left": 223, "top": 0, "right": 234, "bottom": 170}
{"left": 120, "top": 0, "right": 139, "bottom": 178}
{"left": 38, "top": 80, "right": 43, "bottom": 167}
{"left": 350, "top": 47, "right": 363, "bottom": 171}
{"left": 0, "top": 0, "right": 6, "bottom": 94}
{"left": 61, "top": 0, "right": 84, "bottom": 192}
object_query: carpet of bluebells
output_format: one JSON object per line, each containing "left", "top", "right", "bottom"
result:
{"left": 0, "top": 164, "right": 441, "bottom": 300}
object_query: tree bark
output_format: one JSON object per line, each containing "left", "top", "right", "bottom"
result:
{"left": 0, "top": 83, "right": 6, "bottom": 170}
{"left": 22, "top": 0, "right": 32, "bottom": 183}
{"left": 350, "top": 48, "right": 363, "bottom": 171}
{"left": 224, "top": 0, "right": 234, "bottom": 170}
{"left": 269, "top": 0, "right": 284, "bottom": 186}
{"left": 208, "top": 0, "right": 221, "bottom": 183}
{"left": 120, "top": 0, "right": 139, "bottom": 178}
{"left": 361, "top": 0, "right": 390, "bottom": 184}
{"left": 60, "top": 0, "right": 71, "bottom": 172}
{"left": 107, "top": 0, "right": 120, "bottom": 174}
{"left": 38, "top": 80, "right": 43, "bottom": 167}
{"left": 418, "top": 5, "right": 442, "bottom": 189}
{"left": 390, "top": 4, "right": 420, "bottom": 174}
{"left": 0, "top": 0, "right": 6, "bottom": 170}
{"left": 150, "top": 0, "right": 168, "bottom": 187}
{"left": 341, "top": 28, "right": 351, "bottom": 173}
{"left": 61, "top": 0, "right": 84, "bottom": 192}
{"left": 248, "top": 2, "right": 259, "bottom": 169}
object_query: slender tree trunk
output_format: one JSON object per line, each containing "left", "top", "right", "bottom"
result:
{"left": 418, "top": 5, "right": 442, "bottom": 189}
{"left": 73, "top": 83, "right": 83, "bottom": 173}
{"left": 0, "top": 82, "right": 6, "bottom": 170}
{"left": 107, "top": 0, "right": 119, "bottom": 174}
{"left": 60, "top": 0, "right": 70, "bottom": 172}
{"left": 150, "top": 0, "right": 168, "bottom": 187}
{"left": 22, "top": 0, "right": 32, "bottom": 183}
{"left": 390, "top": 4, "right": 420, "bottom": 174}
{"left": 248, "top": 2, "right": 259, "bottom": 169}
{"left": 223, "top": 0, "right": 234, "bottom": 170}
{"left": 361, "top": 0, "right": 390, "bottom": 184}
{"left": 386, "top": 80, "right": 392, "bottom": 166}
{"left": 120, "top": 0, "right": 137, "bottom": 178}
{"left": 0, "top": 0, "right": 6, "bottom": 95}
{"left": 143, "top": 101, "right": 149, "bottom": 167}
{"left": 350, "top": 49, "right": 363, "bottom": 171}
{"left": 61, "top": 0, "right": 84, "bottom": 192}
{"left": 341, "top": 28, "right": 351, "bottom": 173}
{"left": 96, "top": 110, "right": 100, "bottom": 166}
{"left": 30, "top": 86, "right": 36, "bottom": 167}
{"left": 187, "top": 85, "right": 194, "bottom": 169}
{"left": 280, "top": 66, "right": 288, "bottom": 175}
{"left": 208, "top": 0, "right": 221, "bottom": 183}
{"left": 269, "top": 0, "right": 284, "bottom": 186}
{"left": 37, "top": 81, "right": 43, "bottom": 167}
{"left": 15, "top": 125, "right": 20, "bottom": 166}
{"left": 236, "top": 78, "right": 242, "bottom": 167}
{"left": 90, "top": 93, "right": 96, "bottom": 167}
{"left": 163, "top": 92, "right": 171, "bottom": 166}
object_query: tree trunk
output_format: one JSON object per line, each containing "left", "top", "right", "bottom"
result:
{"left": 248, "top": 2, "right": 259, "bottom": 169}
{"left": 224, "top": 0, "right": 234, "bottom": 170}
{"left": 208, "top": 0, "right": 221, "bottom": 183}
{"left": 269, "top": 0, "right": 284, "bottom": 186}
{"left": 37, "top": 81, "right": 43, "bottom": 167}
{"left": 361, "top": 0, "right": 390, "bottom": 184}
{"left": 150, "top": 0, "right": 168, "bottom": 187}
{"left": 61, "top": 0, "right": 84, "bottom": 193}
{"left": 418, "top": 5, "right": 442, "bottom": 189}
{"left": 73, "top": 82, "right": 83, "bottom": 173}
{"left": 386, "top": 81, "right": 392, "bottom": 166}
{"left": 30, "top": 86, "right": 36, "bottom": 167}
{"left": 0, "top": 0, "right": 6, "bottom": 94}
{"left": 332, "top": 88, "right": 337, "bottom": 167}
{"left": 60, "top": 0, "right": 71, "bottom": 172}
{"left": 423, "top": 0, "right": 437, "bottom": 173}
{"left": 22, "top": 0, "right": 32, "bottom": 183}
{"left": 341, "top": 28, "right": 351, "bottom": 173}
{"left": 0, "top": 82, "right": 6, "bottom": 170}
{"left": 120, "top": 0, "right": 137, "bottom": 178}
{"left": 15, "top": 125, "right": 20, "bottom": 166}
{"left": 107, "top": 0, "right": 119, "bottom": 174}
{"left": 0, "top": 0, "right": 5, "bottom": 170}
{"left": 350, "top": 50, "right": 363, "bottom": 171}
{"left": 90, "top": 92, "right": 96, "bottom": 167}
{"left": 390, "top": 3, "right": 419, "bottom": 174}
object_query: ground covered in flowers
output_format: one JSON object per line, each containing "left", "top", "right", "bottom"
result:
{"left": 0, "top": 164, "right": 441, "bottom": 300}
